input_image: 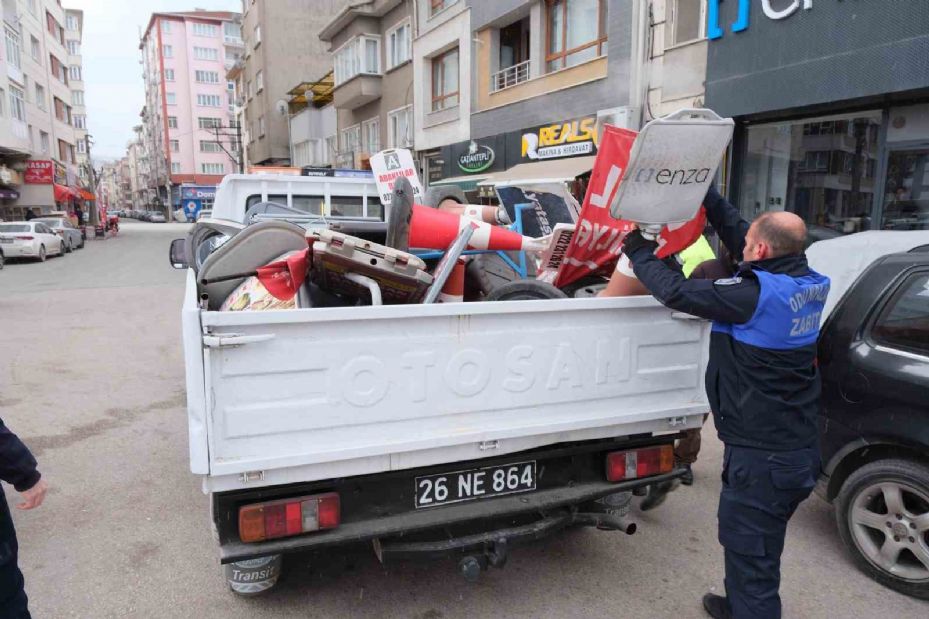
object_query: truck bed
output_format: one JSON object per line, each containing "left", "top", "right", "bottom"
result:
{"left": 182, "top": 271, "right": 710, "bottom": 492}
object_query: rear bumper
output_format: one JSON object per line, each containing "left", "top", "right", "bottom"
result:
{"left": 1, "top": 244, "right": 33, "bottom": 257}
{"left": 218, "top": 469, "right": 683, "bottom": 564}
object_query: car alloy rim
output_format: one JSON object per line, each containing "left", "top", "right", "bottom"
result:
{"left": 849, "top": 481, "right": 929, "bottom": 582}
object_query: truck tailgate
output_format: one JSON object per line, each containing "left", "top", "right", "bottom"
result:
{"left": 195, "top": 295, "right": 709, "bottom": 490}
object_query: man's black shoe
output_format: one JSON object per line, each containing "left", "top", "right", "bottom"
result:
{"left": 680, "top": 465, "right": 694, "bottom": 486}
{"left": 702, "top": 593, "right": 732, "bottom": 619}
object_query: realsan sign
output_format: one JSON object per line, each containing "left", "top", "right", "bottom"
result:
{"left": 708, "top": 0, "right": 814, "bottom": 39}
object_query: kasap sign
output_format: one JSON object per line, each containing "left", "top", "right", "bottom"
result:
{"left": 709, "top": 0, "right": 814, "bottom": 39}
{"left": 370, "top": 149, "right": 425, "bottom": 206}
{"left": 520, "top": 116, "right": 599, "bottom": 161}
{"left": 457, "top": 141, "right": 495, "bottom": 173}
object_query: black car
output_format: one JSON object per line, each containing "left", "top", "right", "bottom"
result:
{"left": 816, "top": 243, "right": 929, "bottom": 599}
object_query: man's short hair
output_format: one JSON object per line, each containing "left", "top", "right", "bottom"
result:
{"left": 754, "top": 213, "right": 807, "bottom": 257}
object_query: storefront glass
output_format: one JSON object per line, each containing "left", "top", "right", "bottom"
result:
{"left": 882, "top": 147, "right": 929, "bottom": 230}
{"left": 738, "top": 111, "right": 881, "bottom": 239}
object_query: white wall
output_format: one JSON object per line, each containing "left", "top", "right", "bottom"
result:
{"left": 412, "top": 6, "right": 471, "bottom": 151}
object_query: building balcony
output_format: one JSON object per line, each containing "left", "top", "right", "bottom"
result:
{"left": 491, "top": 60, "right": 530, "bottom": 93}
{"left": 332, "top": 74, "right": 382, "bottom": 111}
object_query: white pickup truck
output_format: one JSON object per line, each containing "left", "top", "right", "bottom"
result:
{"left": 176, "top": 174, "right": 710, "bottom": 594}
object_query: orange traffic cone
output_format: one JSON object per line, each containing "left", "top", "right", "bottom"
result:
{"left": 410, "top": 204, "right": 543, "bottom": 251}
{"left": 438, "top": 202, "right": 510, "bottom": 225}
{"left": 437, "top": 258, "right": 466, "bottom": 303}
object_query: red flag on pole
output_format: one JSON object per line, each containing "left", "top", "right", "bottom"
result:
{"left": 255, "top": 249, "right": 310, "bottom": 301}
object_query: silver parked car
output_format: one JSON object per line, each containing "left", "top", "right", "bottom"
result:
{"left": 34, "top": 217, "right": 84, "bottom": 252}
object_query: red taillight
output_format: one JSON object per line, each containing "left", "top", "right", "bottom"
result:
{"left": 606, "top": 445, "right": 674, "bottom": 482}
{"left": 238, "top": 492, "right": 340, "bottom": 543}
{"left": 15, "top": 235, "right": 34, "bottom": 240}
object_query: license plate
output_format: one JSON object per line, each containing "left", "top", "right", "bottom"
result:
{"left": 414, "top": 461, "right": 536, "bottom": 509}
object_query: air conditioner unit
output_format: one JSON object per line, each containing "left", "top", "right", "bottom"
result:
{"left": 597, "top": 106, "right": 639, "bottom": 131}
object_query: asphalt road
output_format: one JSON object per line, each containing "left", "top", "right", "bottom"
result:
{"left": 1, "top": 222, "right": 926, "bottom": 618}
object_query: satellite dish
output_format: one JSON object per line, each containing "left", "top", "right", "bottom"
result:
{"left": 275, "top": 100, "right": 288, "bottom": 116}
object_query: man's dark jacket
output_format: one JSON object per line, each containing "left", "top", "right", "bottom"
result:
{"left": 0, "top": 418, "right": 40, "bottom": 492}
{"left": 625, "top": 187, "right": 829, "bottom": 451}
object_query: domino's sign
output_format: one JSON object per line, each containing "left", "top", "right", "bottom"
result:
{"left": 708, "top": 0, "right": 814, "bottom": 40}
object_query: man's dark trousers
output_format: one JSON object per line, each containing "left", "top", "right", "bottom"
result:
{"left": 719, "top": 444, "right": 819, "bottom": 619}
{"left": 0, "top": 486, "right": 30, "bottom": 619}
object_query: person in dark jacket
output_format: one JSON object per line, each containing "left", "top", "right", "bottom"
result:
{"left": 1, "top": 417, "right": 47, "bottom": 619}
{"left": 621, "top": 186, "right": 830, "bottom": 619}
{"left": 23, "top": 209, "right": 36, "bottom": 221}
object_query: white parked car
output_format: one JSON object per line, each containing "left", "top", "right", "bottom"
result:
{"left": 0, "top": 221, "right": 66, "bottom": 262}
{"left": 34, "top": 217, "right": 84, "bottom": 252}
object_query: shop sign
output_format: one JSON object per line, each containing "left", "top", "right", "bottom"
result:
{"left": 515, "top": 116, "right": 599, "bottom": 162}
{"left": 54, "top": 161, "right": 67, "bottom": 186}
{"left": 181, "top": 185, "right": 216, "bottom": 200}
{"left": 25, "top": 160, "right": 54, "bottom": 184}
{"left": 709, "top": 0, "right": 813, "bottom": 40}
{"left": 369, "top": 148, "right": 424, "bottom": 205}
{"left": 457, "top": 141, "right": 496, "bottom": 173}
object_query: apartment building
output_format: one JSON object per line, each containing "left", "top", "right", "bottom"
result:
{"left": 320, "top": 0, "right": 415, "bottom": 169}
{"left": 238, "top": 0, "right": 346, "bottom": 167}
{"left": 287, "top": 71, "right": 336, "bottom": 168}
{"left": 645, "top": 1, "right": 708, "bottom": 117}
{"left": 64, "top": 7, "right": 88, "bottom": 186}
{"left": 0, "top": 0, "right": 85, "bottom": 220}
{"left": 139, "top": 10, "right": 242, "bottom": 212}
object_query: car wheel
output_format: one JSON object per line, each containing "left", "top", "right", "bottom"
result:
{"left": 60, "top": 241, "right": 66, "bottom": 255}
{"left": 38, "top": 245, "right": 47, "bottom": 262}
{"left": 485, "top": 280, "right": 568, "bottom": 301}
{"left": 0, "top": 251, "right": 4, "bottom": 269}
{"left": 835, "top": 458, "right": 929, "bottom": 599}
{"left": 65, "top": 239, "right": 73, "bottom": 253}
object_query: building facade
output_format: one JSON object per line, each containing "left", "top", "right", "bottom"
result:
{"left": 320, "top": 0, "right": 415, "bottom": 170}
{"left": 287, "top": 73, "right": 337, "bottom": 168}
{"left": 238, "top": 0, "right": 346, "bottom": 167}
{"left": 706, "top": 0, "right": 929, "bottom": 236}
{"left": 139, "top": 10, "right": 242, "bottom": 213}
{"left": 64, "top": 8, "right": 88, "bottom": 187}
{"left": 1, "top": 0, "right": 86, "bottom": 220}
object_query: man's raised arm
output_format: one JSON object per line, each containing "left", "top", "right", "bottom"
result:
{"left": 703, "top": 185, "right": 749, "bottom": 261}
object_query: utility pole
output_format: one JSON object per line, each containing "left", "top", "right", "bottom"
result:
{"left": 209, "top": 123, "right": 244, "bottom": 173}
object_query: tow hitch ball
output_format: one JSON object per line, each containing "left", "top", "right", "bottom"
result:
{"left": 458, "top": 538, "right": 508, "bottom": 582}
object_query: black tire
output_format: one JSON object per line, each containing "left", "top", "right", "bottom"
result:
{"left": 65, "top": 239, "right": 73, "bottom": 253}
{"left": 466, "top": 252, "right": 538, "bottom": 297}
{"left": 37, "top": 245, "right": 46, "bottom": 262}
{"left": 560, "top": 275, "right": 610, "bottom": 298}
{"left": 835, "top": 458, "right": 929, "bottom": 600}
{"left": 486, "top": 279, "right": 568, "bottom": 301}
{"left": 59, "top": 241, "right": 66, "bottom": 256}
{"left": 424, "top": 186, "right": 466, "bottom": 208}
{"left": 0, "top": 251, "right": 4, "bottom": 269}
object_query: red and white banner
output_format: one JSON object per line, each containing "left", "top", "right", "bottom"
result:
{"left": 25, "top": 160, "right": 54, "bottom": 184}
{"left": 554, "top": 125, "right": 707, "bottom": 288}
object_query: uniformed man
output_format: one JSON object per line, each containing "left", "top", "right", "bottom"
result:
{"left": 621, "top": 186, "right": 830, "bottom": 619}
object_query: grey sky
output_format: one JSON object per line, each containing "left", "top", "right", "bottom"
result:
{"left": 69, "top": 0, "right": 240, "bottom": 160}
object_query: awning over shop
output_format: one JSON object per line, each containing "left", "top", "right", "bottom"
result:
{"left": 79, "top": 189, "right": 95, "bottom": 201}
{"left": 430, "top": 174, "right": 487, "bottom": 192}
{"left": 479, "top": 155, "right": 597, "bottom": 186}
{"left": 53, "top": 184, "right": 79, "bottom": 202}
{"left": 0, "top": 189, "right": 19, "bottom": 199}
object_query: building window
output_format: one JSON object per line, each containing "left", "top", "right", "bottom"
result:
{"left": 666, "top": 0, "right": 705, "bottom": 47}
{"left": 166, "top": 92, "right": 176, "bottom": 105}
{"left": 200, "top": 140, "right": 221, "bottom": 153}
{"left": 47, "top": 12, "right": 64, "bottom": 44}
{"left": 256, "top": 70, "right": 263, "bottom": 92}
{"left": 246, "top": 80, "right": 252, "bottom": 98}
{"left": 197, "top": 94, "right": 221, "bottom": 107}
{"left": 53, "top": 97, "right": 70, "bottom": 123}
{"left": 430, "top": 0, "right": 458, "bottom": 16}
{"left": 333, "top": 36, "right": 380, "bottom": 86}
{"left": 258, "top": 115, "right": 265, "bottom": 136}
{"left": 9, "top": 86, "right": 26, "bottom": 122}
{"left": 431, "top": 47, "right": 459, "bottom": 111}
{"left": 882, "top": 147, "right": 929, "bottom": 231}
{"left": 195, "top": 70, "right": 220, "bottom": 83}
{"left": 545, "top": 0, "right": 608, "bottom": 72}
{"left": 69, "top": 65, "right": 81, "bottom": 81}
{"left": 163, "top": 44, "right": 173, "bottom": 58}
{"left": 5, "top": 26, "right": 22, "bottom": 71}
{"left": 386, "top": 20, "right": 411, "bottom": 70}
{"left": 0, "top": 87, "right": 4, "bottom": 116}
{"left": 201, "top": 163, "right": 224, "bottom": 174}
{"left": 164, "top": 68, "right": 175, "bottom": 81}
{"left": 739, "top": 111, "right": 882, "bottom": 237}
{"left": 870, "top": 272, "right": 929, "bottom": 355}
{"left": 325, "top": 134, "right": 337, "bottom": 162}
{"left": 171, "top": 161, "right": 181, "bottom": 173}
{"left": 254, "top": 25, "right": 261, "bottom": 47}
{"left": 58, "top": 139, "right": 73, "bottom": 163}
{"left": 28, "top": 0, "right": 36, "bottom": 17}
{"left": 34, "top": 83, "right": 45, "bottom": 110}
{"left": 161, "top": 20, "right": 172, "bottom": 33}
{"left": 74, "top": 114, "right": 86, "bottom": 129}
{"left": 224, "top": 22, "right": 241, "bottom": 43}
{"left": 193, "top": 46, "right": 218, "bottom": 61}
{"left": 362, "top": 117, "right": 380, "bottom": 154}
{"left": 67, "top": 40, "right": 80, "bottom": 55}
{"left": 340, "top": 124, "right": 361, "bottom": 156}
{"left": 77, "top": 138, "right": 86, "bottom": 154}
{"left": 198, "top": 117, "right": 222, "bottom": 129}
{"left": 388, "top": 106, "right": 412, "bottom": 148}
{"left": 30, "top": 35, "right": 40, "bottom": 61}
{"left": 66, "top": 14, "right": 79, "bottom": 31}
{"left": 50, "top": 55, "right": 67, "bottom": 83}
{"left": 72, "top": 90, "right": 84, "bottom": 106}
{"left": 168, "top": 116, "right": 178, "bottom": 129}
{"left": 40, "top": 131, "right": 50, "bottom": 153}
{"left": 192, "top": 23, "right": 218, "bottom": 37}
{"left": 170, "top": 139, "right": 179, "bottom": 152}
